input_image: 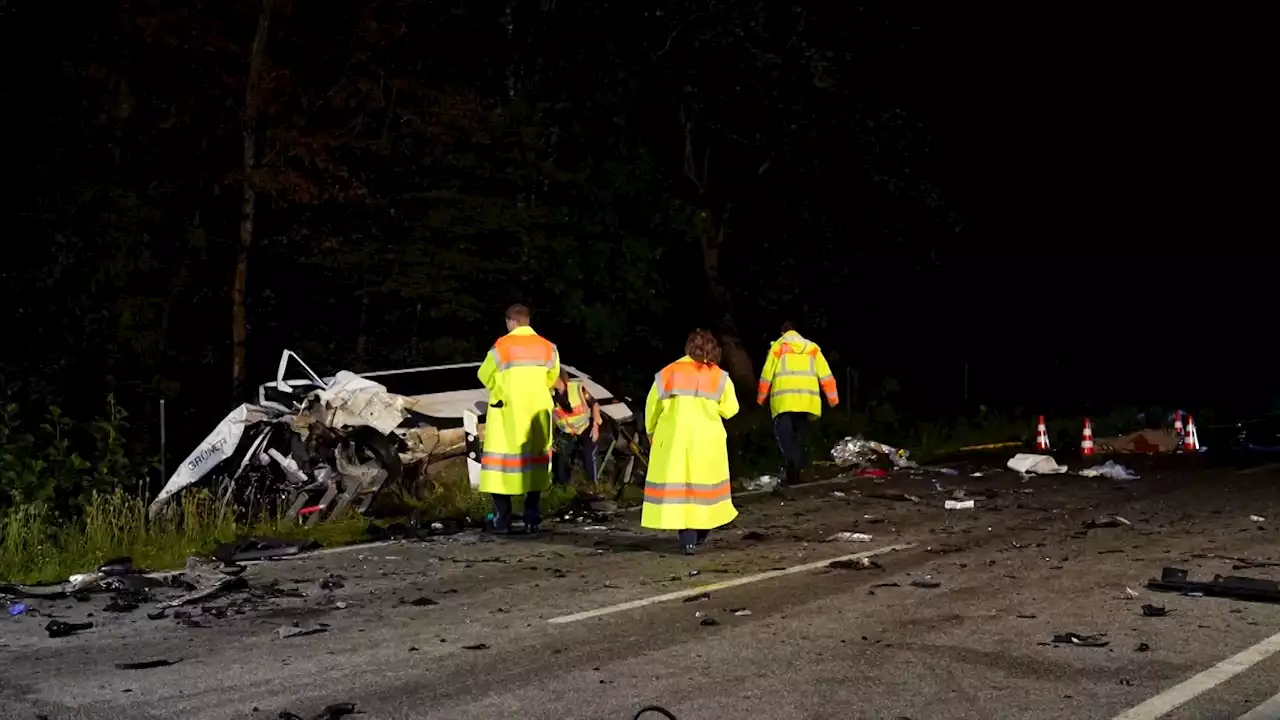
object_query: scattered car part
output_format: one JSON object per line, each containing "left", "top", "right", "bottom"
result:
{"left": 1147, "top": 567, "right": 1280, "bottom": 603}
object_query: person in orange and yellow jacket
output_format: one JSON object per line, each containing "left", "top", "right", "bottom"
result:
{"left": 477, "top": 304, "right": 559, "bottom": 534}
{"left": 755, "top": 321, "right": 838, "bottom": 486}
{"left": 642, "top": 329, "right": 740, "bottom": 555}
{"left": 551, "top": 368, "right": 602, "bottom": 485}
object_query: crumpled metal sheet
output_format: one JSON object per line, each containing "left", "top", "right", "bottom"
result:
{"left": 830, "top": 435, "right": 916, "bottom": 468}
{"left": 314, "top": 371, "right": 407, "bottom": 435}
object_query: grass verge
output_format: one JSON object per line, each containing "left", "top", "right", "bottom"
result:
{"left": 0, "top": 489, "right": 369, "bottom": 586}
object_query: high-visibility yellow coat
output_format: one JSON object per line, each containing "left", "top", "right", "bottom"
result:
{"left": 756, "top": 331, "right": 838, "bottom": 417}
{"left": 641, "top": 356, "right": 740, "bottom": 531}
{"left": 477, "top": 326, "right": 559, "bottom": 495}
{"left": 553, "top": 380, "right": 591, "bottom": 436}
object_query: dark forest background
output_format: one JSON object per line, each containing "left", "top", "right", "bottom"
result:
{"left": 2, "top": 0, "right": 1274, "bottom": 508}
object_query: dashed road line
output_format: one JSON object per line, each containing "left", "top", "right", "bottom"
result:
{"left": 1111, "top": 629, "right": 1280, "bottom": 720}
{"left": 546, "top": 542, "right": 916, "bottom": 624}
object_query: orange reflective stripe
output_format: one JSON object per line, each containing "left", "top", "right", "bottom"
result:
{"left": 493, "top": 334, "right": 556, "bottom": 371}
{"left": 481, "top": 451, "right": 551, "bottom": 473}
{"left": 643, "top": 480, "right": 733, "bottom": 506}
{"left": 656, "top": 361, "right": 727, "bottom": 402}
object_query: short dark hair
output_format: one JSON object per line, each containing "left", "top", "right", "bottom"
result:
{"left": 505, "top": 304, "right": 531, "bottom": 324}
{"left": 780, "top": 321, "right": 796, "bottom": 334}
{"left": 685, "top": 329, "right": 722, "bottom": 365}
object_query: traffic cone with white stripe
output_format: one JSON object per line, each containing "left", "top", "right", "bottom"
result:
{"left": 1173, "top": 410, "right": 1184, "bottom": 438}
{"left": 1035, "top": 416, "right": 1051, "bottom": 450}
{"left": 1080, "top": 418, "right": 1095, "bottom": 456}
{"left": 1183, "top": 415, "right": 1200, "bottom": 452}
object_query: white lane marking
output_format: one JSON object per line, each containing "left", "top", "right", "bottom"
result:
{"left": 1238, "top": 690, "right": 1280, "bottom": 720}
{"left": 1111, "top": 629, "right": 1280, "bottom": 720}
{"left": 547, "top": 543, "right": 916, "bottom": 624}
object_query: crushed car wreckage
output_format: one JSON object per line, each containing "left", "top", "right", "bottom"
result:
{"left": 149, "top": 350, "right": 637, "bottom": 525}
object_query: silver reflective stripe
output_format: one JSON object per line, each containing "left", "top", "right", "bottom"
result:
{"left": 498, "top": 359, "right": 554, "bottom": 370}
{"left": 774, "top": 354, "right": 817, "bottom": 377}
{"left": 655, "top": 368, "right": 728, "bottom": 402}
{"left": 771, "top": 389, "right": 821, "bottom": 398}
{"left": 818, "top": 374, "right": 835, "bottom": 383}
{"left": 642, "top": 479, "right": 733, "bottom": 506}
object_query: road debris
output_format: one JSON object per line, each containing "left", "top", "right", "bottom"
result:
{"left": 829, "top": 558, "right": 880, "bottom": 571}
{"left": 731, "top": 608, "right": 752, "bottom": 616}
{"left": 910, "top": 578, "right": 941, "bottom": 589}
{"left": 1250, "top": 515, "right": 1266, "bottom": 523}
{"left": 45, "top": 620, "right": 93, "bottom": 638}
{"left": 825, "top": 532, "right": 873, "bottom": 542}
{"left": 1122, "top": 587, "right": 1140, "bottom": 600}
{"left": 1078, "top": 460, "right": 1139, "bottom": 480}
{"left": 699, "top": 617, "right": 719, "bottom": 626}
{"left": 275, "top": 623, "right": 329, "bottom": 639}
{"left": 406, "top": 597, "right": 438, "bottom": 606}
{"left": 278, "top": 702, "right": 359, "bottom": 720}
{"left": 1007, "top": 454, "right": 1068, "bottom": 475}
{"left": 6, "top": 602, "right": 27, "bottom": 616}
{"left": 463, "top": 643, "right": 490, "bottom": 650}
{"left": 114, "top": 659, "right": 181, "bottom": 670}
{"left": 682, "top": 592, "right": 711, "bottom": 603}
{"left": 944, "top": 500, "right": 975, "bottom": 510}
{"left": 744, "top": 475, "right": 781, "bottom": 491}
{"left": 831, "top": 436, "right": 917, "bottom": 469}
{"left": 1084, "top": 515, "right": 1131, "bottom": 529}
{"left": 1050, "top": 632, "right": 1109, "bottom": 647}
{"left": 1147, "top": 567, "right": 1280, "bottom": 603}
{"left": 865, "top": 491, "right": 921, "bottom": 503}
{"left": 1141, "top": 604, "right": 1170, "bottom": 617}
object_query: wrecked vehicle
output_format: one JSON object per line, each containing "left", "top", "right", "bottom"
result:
{"left": 149, "top": 350, "right": 641, "bottom": 525}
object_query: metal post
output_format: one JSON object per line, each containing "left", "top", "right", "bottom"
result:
{"left": 159, "top": 398, "right": 167, "bottom": 483}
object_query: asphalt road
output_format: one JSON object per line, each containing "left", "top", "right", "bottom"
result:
{"left": 3, "top": 454, "right": 1279, "bottom": 720}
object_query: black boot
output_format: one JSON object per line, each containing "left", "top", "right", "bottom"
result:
{"left": 785, "top": 468, "right": 801, "bottom": 486}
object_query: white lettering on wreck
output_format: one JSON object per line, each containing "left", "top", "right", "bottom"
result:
{"left": 187, "top": 437, "right": 230, "bottom": 472}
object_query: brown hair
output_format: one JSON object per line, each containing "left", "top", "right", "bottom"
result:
{"left": 780, "top": 321, "right": 796, "bottom": 334}
{"left": 684, "top": 329, "right": 722, "bottom": 366}
{"left": 505, "top": 304, "right": 531, "bottom": 324}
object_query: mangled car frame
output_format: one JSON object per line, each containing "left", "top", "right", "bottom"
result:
{"left": 149, "top": 350, "right": 639, "bottom": 525}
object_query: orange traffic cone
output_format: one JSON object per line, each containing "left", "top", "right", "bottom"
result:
{"left": 1081, "top": 418, "right": 1095, "bottom": 456}
{"left": 1035, "top": 416, "right": 1051, "bottom": 450}
{"left": 1183, "top": 415, "right": 1200, "bottom": 452}
{"left": 1173, "top": 410, "right": 1184, "bottom": 438}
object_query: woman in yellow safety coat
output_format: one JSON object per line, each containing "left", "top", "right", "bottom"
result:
{"left": 642, "top": 329, "right": 740, "bottom": 554}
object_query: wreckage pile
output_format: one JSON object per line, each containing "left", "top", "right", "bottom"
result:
{"left": 1, "top": 539, "right": 317, "bottom": 637}
{"left": 149, "top": 350, "right": 639, "bottom": 529}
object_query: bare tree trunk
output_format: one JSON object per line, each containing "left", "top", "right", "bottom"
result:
{"left": 681, "top": 104, "right": 755, "bottom": 387}
{"left": 696, "top": 208, "right": 754, "bottom": 387}
{"left": 231, "top": 0, "right": 274, "bottom": 399}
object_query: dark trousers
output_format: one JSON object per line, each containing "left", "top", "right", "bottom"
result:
{"left": 773, "top": 412, "right": 810, "bottom": 472}
{"left": 553, "top": 432, "right": 597, "bottom": 485}
{"left": 491, "top": 492, "right": 542, "bottom": 532}
{"left": 678, "top": 529, "right": 711, "bottom": 547}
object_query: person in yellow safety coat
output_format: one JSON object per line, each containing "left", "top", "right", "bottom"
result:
{"left": 477, "top": 303, "right": 560, "bottom": 534}
{"left": 642, "top": 329, "right": 740, "bottom": 555}
{"left": 551, "top": 369, "right": 603, "bottom": 486}
{"left": 755, "top": 321, "right": 838, "bottom": 486}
